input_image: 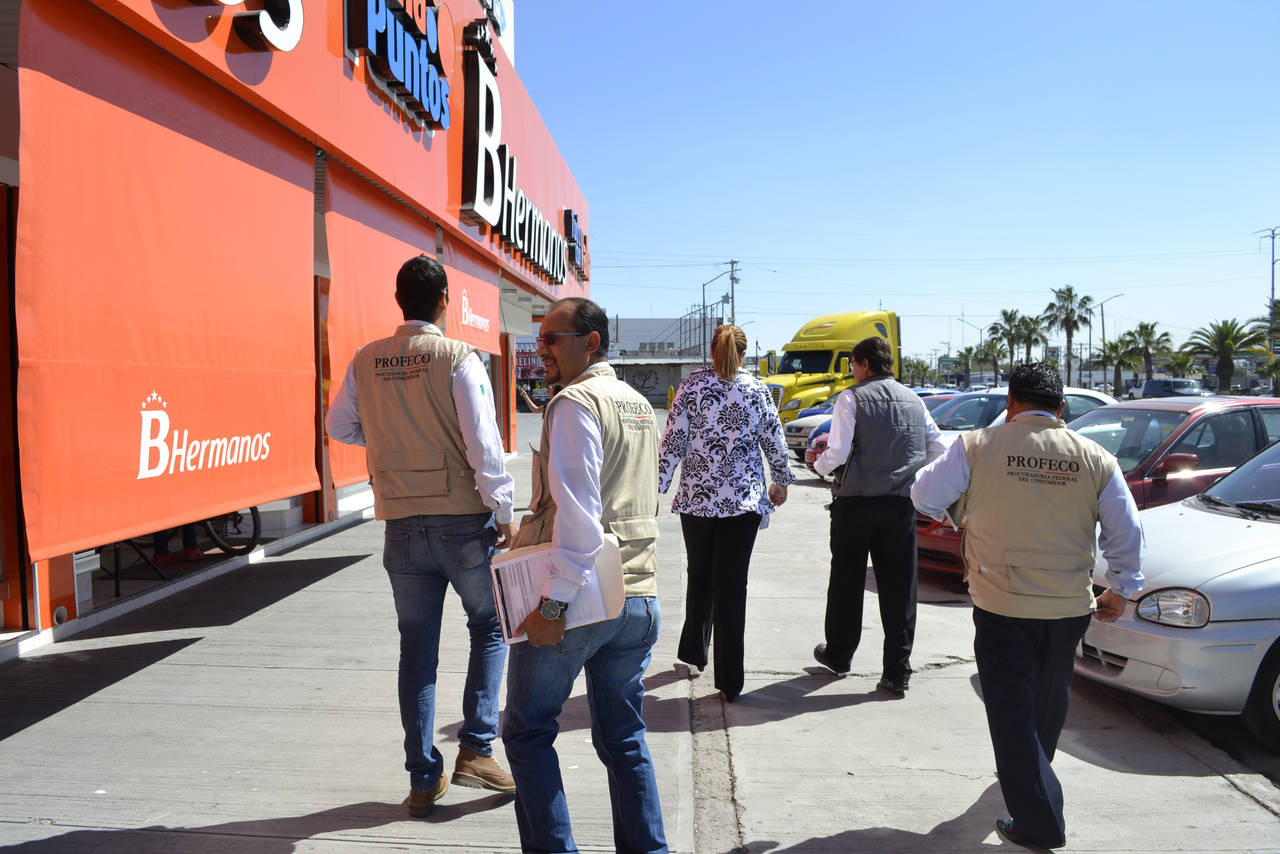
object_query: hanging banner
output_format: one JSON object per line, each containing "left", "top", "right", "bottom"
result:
{"left": 324, "top": 160, "right": 500, "bottom": 488}
{"left": 16, "top": 1, "right": 319, "bottom": 561}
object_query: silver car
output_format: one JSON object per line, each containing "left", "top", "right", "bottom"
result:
{"left": 1075, "top": 440, "right": 1280, "bottom": 751}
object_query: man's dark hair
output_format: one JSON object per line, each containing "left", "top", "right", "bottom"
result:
{"left": 1008, "top": 362, "right": 1064, "bottom": 411}
{"left": 395, "top": 255, "right": 448, "bottom": 322}
{"left": 554, "top": 297, "right": 610, "bottom": 356}
{"left": 851, "top": 336, "right": 894, "bottom": 375}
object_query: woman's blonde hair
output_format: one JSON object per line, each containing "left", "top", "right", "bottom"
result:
{"left": 711, "top": 324, "right": 748, "bottom": 380}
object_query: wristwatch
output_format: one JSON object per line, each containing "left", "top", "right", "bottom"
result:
{"left": 538, "top": 596, "right": 568, "bottom": 621}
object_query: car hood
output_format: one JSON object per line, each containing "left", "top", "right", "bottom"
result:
{"left": 785, "top": 413, "right": 831, "bottom": 431}
{"left": 1096, "top": 499, "right": 1280, "bottom": 591}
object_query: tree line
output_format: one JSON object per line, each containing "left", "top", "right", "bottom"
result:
{"left": 927, "top": 290, "right": 1280, "bottom": 395}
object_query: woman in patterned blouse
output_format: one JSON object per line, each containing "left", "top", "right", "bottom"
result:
{"left": 658, "top": 325, "right": 795, "bottom": 701}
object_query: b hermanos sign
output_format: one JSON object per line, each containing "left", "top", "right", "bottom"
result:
{"left": 459, "top": 24, "right": 590, "bottom": 287}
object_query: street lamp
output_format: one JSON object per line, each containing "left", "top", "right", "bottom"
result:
{"left": 957, "top": 317, "right": 985, "bottom": 385}
{"left": 1093, "top": 294, "right": 1124, "bottom": 393}
{"left": 699, "top": 269, "right": 734, "bottom": 365}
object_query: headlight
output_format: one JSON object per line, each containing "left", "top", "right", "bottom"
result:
{"left": 781, "top": 399, "right": 803, "bottom": 411}
{"left": 1136, "top": 588, "right": 1210, "bottom": 628}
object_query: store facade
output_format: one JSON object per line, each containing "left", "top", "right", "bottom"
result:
{"left": 0, "top": 0, "right": 588, "bottom": 634}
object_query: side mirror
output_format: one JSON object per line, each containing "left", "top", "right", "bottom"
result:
{"left": 838, "top": 356, "right": 850, "bottom": 377}
{"left": 1154, "top": 453, "right": 1199, "bottom": 478}
{"left": 761, "top": 350, "right": 776, "bottom": 377}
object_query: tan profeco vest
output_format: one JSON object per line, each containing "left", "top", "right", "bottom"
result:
{"left": 513, "top": 362, "right": 661, "bottom": 597}
{"left": 957, "top": 412, "right": 1117, "bottom": 619}
{"left": 351, "top": 324, "right": 490, "bottom": 520}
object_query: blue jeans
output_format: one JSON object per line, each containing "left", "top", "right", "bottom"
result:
{"left": 503, "top": 596, "right": 667, "bottom": 854}
{"left": 383, "top": 513, "right": 505, "bottom": 791}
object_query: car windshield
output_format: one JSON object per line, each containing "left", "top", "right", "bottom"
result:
{"left": 1203, "top": 440, "right": 1280, "bottom": 508}
{"left": 776, "top": 350, "right": 833, "bottom": 374}
{"left": 923, "top": 394, "right": 956, "bottom": 412}
{"left": 1171, "top": 380, "right": 1203, "bottom": 392}
{"left": 1069, "top": 407, "right": 1188, "bottom": 473}
{"left": 931, "top": 393, "right": 1007, "bottom": 431}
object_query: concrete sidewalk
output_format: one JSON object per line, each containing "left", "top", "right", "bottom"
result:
{"left": 2, "top": 410, "right": 1280, "bottom": 852}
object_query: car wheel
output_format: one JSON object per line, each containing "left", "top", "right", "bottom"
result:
{"left": 1243, "top": 641, "right": 1280, "bottom": 752}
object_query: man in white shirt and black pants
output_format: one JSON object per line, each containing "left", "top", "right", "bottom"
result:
{"left": 812, "top": 336, "right": 945, "bottom": 694}
{"left": 326, "top": 255, "right": 518, "bottom": 817}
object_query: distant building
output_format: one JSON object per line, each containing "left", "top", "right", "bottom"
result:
{"left": 518, "top": 313, "right": 726, "bottom": 405}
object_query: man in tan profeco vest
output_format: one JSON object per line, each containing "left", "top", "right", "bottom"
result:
{"left": 502, "top": 297, "right": 668, "bottom": 854}
{"left": 912, "top": 362, "right": 1144, "bottom": 851}
{"left": 325, "top": 255, "right": 518, "bottom": 818}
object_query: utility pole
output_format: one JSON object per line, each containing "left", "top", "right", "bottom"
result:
{"left": 1257, "top": 227, "right": 1279, "bottom": 354}
{"left": 729, "top": 259, "right": 740, "bottom": 326}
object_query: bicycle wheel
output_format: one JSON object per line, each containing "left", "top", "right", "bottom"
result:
{"left": 203, "top": 507, "right": 262, "bottom": 556}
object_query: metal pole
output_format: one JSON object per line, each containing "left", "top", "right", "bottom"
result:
{"left": 729, "top": 259, "right": 739, "bottom": 326}
{"left": 701, "top": 281, "right": 707, "bottom": 366}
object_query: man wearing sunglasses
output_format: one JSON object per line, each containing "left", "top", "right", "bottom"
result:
{"left": 503, "top": 297, "right": 668, "bottom": 854}
{"left": 326, "top": 254, "right": 517, "bottom": 817}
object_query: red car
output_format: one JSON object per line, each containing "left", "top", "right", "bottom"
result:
{"left": 915, "top": 396, "right": 1280, "bottom": 576}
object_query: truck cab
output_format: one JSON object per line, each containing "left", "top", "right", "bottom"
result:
{"left": 760, "top": 311, "right": 901, "bottom": 423}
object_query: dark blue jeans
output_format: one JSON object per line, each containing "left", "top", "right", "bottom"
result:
{"left": 383, "top": 513, "right": 504, "bottom": 791}
{"left": 973, "top": 606, "right": 1092, "bottom": 846}
{"left": 503, "top": 596, "right": 667, "bottom": 854}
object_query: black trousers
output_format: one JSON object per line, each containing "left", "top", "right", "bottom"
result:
{"left": 973, "top": 606, "right": 1092, "bottom": 846}
{"left": 677, "top": 512, "right": 761, "bottom": 700}
{"left": 823, "top": 494, "right": 917, "bottom": 681}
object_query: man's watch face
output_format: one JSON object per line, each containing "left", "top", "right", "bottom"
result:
{"left": 539, "top": 598, "right": 566, "bottom": 620}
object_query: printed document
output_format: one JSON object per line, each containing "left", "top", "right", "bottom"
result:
{"left": 489, "top": 535, "right": 624, "bottom": 644}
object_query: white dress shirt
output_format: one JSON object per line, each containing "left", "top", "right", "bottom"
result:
{"left": 542, "top": 389, "right": 605, "bottom": 603}
{"left": 910, "top": 410, "right": 1146, "bottom": 596}
{"left": 325, "top": 321, "right": 514, "bottom": 524}
{"left": 814, "top": 386, "right": 947, "bottom": 477}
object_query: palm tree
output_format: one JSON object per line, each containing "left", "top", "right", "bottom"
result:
{"left": 955, "top": 345, "right": 976, "bottom": 388}
{"left": 1182, "top": 319, "right": 1270, "bottom": 394}
{"left": 987, "top": 309, "right": 1022, "bottom": 379}
{"left": 1165, "top": 351, "right": 1194, "bottom": 378}
{"left": 1258, "top": 355, "right": 1280, "bottom": 396}
{"left": 1096, "top": 335, "right": 1140, "bottom": 397}
{"left": 1251, "top": 297, "right": 1280, "bottom": 357}
{"left": 1015, "top": 314, "right": 1049, "bottom": 363}
{"left": 1131, "top": 321, "right": 1173, "bottom": 380}
{"left": 976, "top": 339, "right": 1005, "bottom": 385}
{"left": 1043, "top": 286, "right": 1093, "bottom": 384}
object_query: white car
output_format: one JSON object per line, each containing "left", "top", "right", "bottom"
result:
{"left": 929, "top": 387, "right": 1117, "bottom": 447}
{"left": 783, "top": 412, "right": 832, "bottom": 460}
{"left": 1075, "top": 440, "right": 1280, "bottom": 751}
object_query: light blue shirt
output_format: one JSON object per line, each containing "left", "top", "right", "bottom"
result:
{"left": 910, "top": 410, "right": 1146, "bottom": 596}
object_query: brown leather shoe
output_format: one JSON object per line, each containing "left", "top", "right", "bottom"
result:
{"left": 403, "top": 773, "right": 448, "bottom": 818}
{"left": 452, "top": 746, "right": 516, "bottom": 792}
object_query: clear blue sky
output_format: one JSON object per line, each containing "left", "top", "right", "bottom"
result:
{"left": 514, "top": 1, "right": 1279, "bottom": 370}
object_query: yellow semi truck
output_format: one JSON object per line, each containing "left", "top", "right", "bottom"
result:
{"left": 760, "top": 310, "right": 902, "bottom": 423}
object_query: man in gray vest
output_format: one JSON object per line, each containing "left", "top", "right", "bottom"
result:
{"left": 503, "top": 297, "right": 668, "bottom": 854}
{"left": 912, "top": 362, "right": 1144, "bottom": 849}
{"left": 812, "top": 336, "right": 944, "bottom": 693}
{"left": 325, "top": 255, "right": 517, "bottom": 817}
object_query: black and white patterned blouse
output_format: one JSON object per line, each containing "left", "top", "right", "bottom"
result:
{"left": 658, "top": 367, "right": 796, "bottom": 520}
